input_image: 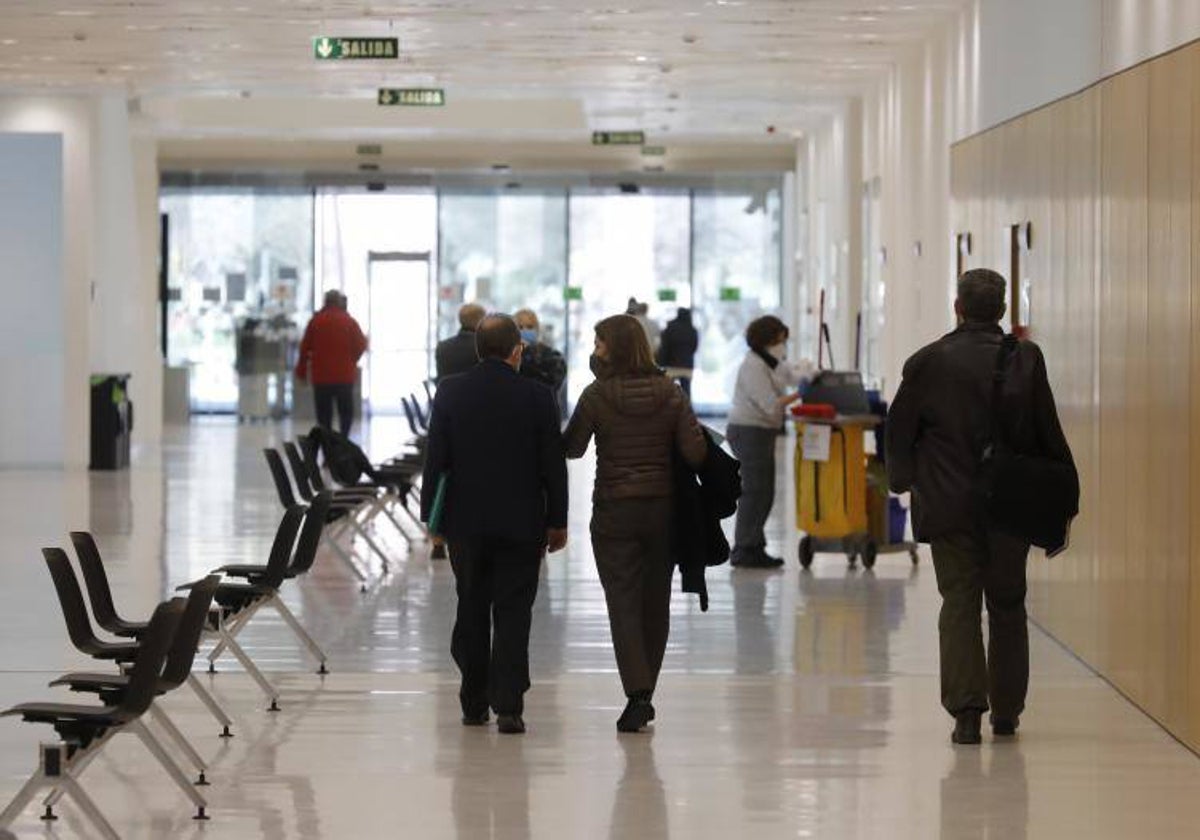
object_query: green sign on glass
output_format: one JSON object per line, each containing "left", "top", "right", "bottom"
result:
{"left": 719, "top": 287, "right": 742, "bottom": 302}
{"left": 313, "top": 37, "right": 399, "bottom": 60}
{"left": 592, "top": 131, "right": 645, "bottom": 146}
{"left": 564, "top": 286, "right": 584, "bottom": 301}
{"left": 656, "top": 289, "right": 677, "bottom": 302}
{"left": 378, "top": 88, "right": 445, "bottom": 106}
{"left": 642, "top": 145, "right": 667, "bottom": 157}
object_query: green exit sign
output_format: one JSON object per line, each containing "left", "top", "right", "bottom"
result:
{"left": 719, "top": 287, "right": 742, "bottom": 302}
{"left": 657, "top": 289, "right": 677, "bottom": 302}
{"left": 378, "top": 88, "right": 445, "bottom": 106}
{"left": 592, "top": 131, "right": 645, "bottom": 146}
{"left": 313, "top": 37, "right": 399, "bottom": 60}
{"left": 564, "top": 286, "right": 584, "bottom": 301}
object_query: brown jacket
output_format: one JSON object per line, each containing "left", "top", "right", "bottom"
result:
{"left": 565, "top": 372, "right": 706, "bottom": 501}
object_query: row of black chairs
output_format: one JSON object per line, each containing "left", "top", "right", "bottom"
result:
{"left": 0, "top": 492, "right": 337, "bottom": 837}
{"left": 263, "top": 420, "right": 430, "bottom": 591}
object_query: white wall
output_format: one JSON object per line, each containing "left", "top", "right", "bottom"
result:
{"left": 0, "top": 134, "right": 66, "bottom": 466}
{"left": 847, "top": 0, "right": 1200, "bottom": 398}
{"left": 0, "top": 99, "right": 94, "bottom": 467}
{"left": 0, "top": 95, "right": 165, "bottom": 468}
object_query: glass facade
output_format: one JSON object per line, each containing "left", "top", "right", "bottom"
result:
{"left": 161, "top": 188, "right": 314, "bottom": 412}
{"left": 162, "top": 178, "right": 783, "bottom": 415}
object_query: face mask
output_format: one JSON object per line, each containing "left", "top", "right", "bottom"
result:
{"left": 589, "top": 354, "right": 610, "bottom": 378}
{"left": 520, "top": 329, "right": 538, "bottom": 344}
{"left": 767, "top": 343, "right": 787, "bottom": 361}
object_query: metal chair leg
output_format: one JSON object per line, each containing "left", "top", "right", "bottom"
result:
{"left": 147, "top": 703, "right": 208, "bottom": 784}
{"left": 186, "top": 673, "right": 234, "bottom": 737}
{"left": 130, "top": 720, "right": 209, "bottom": 817}
{"left": 268, "top": 595, "right": 328, "bottom": 672}
{"left": 207, "top": 602, "right": 263, "bottom": 667}
{"left": 218, "top": 620, "right": 280, "bottom": 711}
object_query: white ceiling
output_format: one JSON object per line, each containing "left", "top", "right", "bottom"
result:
{"left": 2, "top": 0, "right": 966, "bottom": 145}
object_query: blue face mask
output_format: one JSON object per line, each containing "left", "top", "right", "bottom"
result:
{"left": 519, "top": 329, "right": 538, "bottom": 344}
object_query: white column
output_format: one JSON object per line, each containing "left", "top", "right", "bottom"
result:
{"left": 89, "top": 95, "right": 163, "bottom": 447}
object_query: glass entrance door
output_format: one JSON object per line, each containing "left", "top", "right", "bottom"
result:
{"left": 366, "top": 251, "right": 433, "bottom": 414}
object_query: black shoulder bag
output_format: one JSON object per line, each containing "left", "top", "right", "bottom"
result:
{"left": 977, "top": 336, "right": 1079, "bottom": 554}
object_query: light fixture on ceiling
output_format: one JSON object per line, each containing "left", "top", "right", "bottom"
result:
{"left": 635, "top": 55, "right": 648, "bottom": 63}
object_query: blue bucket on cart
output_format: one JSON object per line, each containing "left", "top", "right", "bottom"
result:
{"left": 888, "top": 498, "right": 908, "bottom": 544}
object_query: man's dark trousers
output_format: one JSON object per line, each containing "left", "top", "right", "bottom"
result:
{"left": 930, "top": 528, "right": 1030, "bottom": 720}
{"left": 313, "top": 382, "right": 355, "bottom": 436}
{"left": 448, "top": 537, "right": 542, "bottom": 717}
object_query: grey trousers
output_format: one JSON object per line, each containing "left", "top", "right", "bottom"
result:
{"left": 930, "top": 529, "right": 1031, "bottom": 720}
{"left": 591, "top": 497, "right": 674, "bottom": 697}
{"left": 726, "top": 424, "right": 779, "bottom": 559}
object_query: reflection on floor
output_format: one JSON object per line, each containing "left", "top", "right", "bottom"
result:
{"left": 0, "top": 417, "right": 1198, "bottom": 838}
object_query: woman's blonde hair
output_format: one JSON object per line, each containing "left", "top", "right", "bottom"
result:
{"left": 595, "top": 313, "right": 657, "bottom": 376}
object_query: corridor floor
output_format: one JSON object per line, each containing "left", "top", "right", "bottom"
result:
{"left": 1, "top": 418, "right": 1198, "bottom": 838}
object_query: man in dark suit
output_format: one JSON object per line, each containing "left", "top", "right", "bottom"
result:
{"left": 435, "top": 302, "right": 486, "bottom": 382}
{"left": 421, "top": 314, "right": 568, "bottom": 734}
{"left": 887, "top": 268, "right": 1075, "bottom": 746}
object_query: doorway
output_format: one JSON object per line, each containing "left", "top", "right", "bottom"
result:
{"left": 366, "top": 251, "right": 433, "bottom": 413}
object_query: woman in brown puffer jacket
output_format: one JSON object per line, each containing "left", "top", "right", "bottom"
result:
{"left": 565, "top": 314, "right": 706, "bottom": 733}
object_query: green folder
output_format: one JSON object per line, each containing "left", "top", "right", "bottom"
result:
{"left": 428, "top": 473, "right": 449, "bottom": 535}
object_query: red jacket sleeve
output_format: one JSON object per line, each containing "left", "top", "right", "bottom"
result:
{"left": 295, "top": 323, "right": 312, "bottom": 378}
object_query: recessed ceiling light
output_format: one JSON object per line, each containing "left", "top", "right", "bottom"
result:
{"left": 1, "top": 39, "right": 17, "bottom": 46}
{"left": 635, "top": 55, "right": 648, "bottom": 62}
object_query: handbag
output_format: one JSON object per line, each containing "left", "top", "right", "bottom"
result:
{"left": 977, "top": 336, "right": 1079, "bottom": 554}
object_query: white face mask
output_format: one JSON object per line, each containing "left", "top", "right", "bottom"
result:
{"left": 767, "top": 343, "right": 787, "bottom": 361}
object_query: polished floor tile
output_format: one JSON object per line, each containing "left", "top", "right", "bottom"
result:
{"left": 0, "top": 418, "right": 1198, "bottom": 838}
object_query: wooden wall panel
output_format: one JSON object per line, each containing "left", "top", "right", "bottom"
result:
{"left": 1146, "top": 48, "right": 1191, "bottom": 732}
{"left": 948, "top": 41, "right": 1198, "bottom": 748}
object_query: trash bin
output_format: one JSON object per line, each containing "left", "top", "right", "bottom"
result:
{"left": 90, "top": 374, "right": 132, "bottom": 470}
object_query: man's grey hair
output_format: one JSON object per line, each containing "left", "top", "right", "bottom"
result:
{"left": 956, "top": 268, "right": 1007, "bottom": 323}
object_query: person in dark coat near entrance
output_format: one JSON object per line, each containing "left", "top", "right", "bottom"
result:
{"left": 435, "top": 302, "right": 486, "bottom": 382}
{"left": 657, "top": 307, "right": 700, "bottom": 398}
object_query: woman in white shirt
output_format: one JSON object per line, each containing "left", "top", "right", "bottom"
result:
{"left": 726, "top": 316, "right": 806, "bottom": 567}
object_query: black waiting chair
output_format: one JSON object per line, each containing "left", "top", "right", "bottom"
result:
{"left": 287, "top": 438, "right": 416, "bottom": 551}
{"left": 265, "top": 448, "right": 380, "bottom": 585}
{"left": 186, "top": 496, "right": 332, "bottom": 709}
{"left": 0, "top": 599, "right": 207, "bottom": 839}
{"left": 44, "top": 548, "right": 140, "bottom": 666}
{"left": 50, "top": 575, "right": 221, "bottom": 789}
{"left": 70, "top": 532, "right": 236, "bottom": 737}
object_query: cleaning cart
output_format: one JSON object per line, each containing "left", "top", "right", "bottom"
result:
{"left": 793, "top": 298, "right": 919, "bottom": 569}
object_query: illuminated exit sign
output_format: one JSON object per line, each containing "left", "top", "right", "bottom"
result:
{"left": 313, "top": 37, "right": 399, "bottom": 60}
{"left": 378, "top": 88, "right": 445, "bottom": 106}
{"left": 592, "top": 131, "right": 645, "bottom": 146}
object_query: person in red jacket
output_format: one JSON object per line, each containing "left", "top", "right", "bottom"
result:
{"left": 295, "top": 290, "right": 368, "bottom": 436}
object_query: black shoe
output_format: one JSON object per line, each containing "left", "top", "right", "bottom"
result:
{"left": 461, "top": 710, "right": 490, "bottom": 727}
{"left": 431, "top": 543, "right": 448, "bottom": 560}
{"left": 992, "top": 717, "right": 1019, "bottom": 737}
{"left": 497, "top": 714, "right": 525, "bottom": 734}
{"left": 951, "top": 710, "right": 982, "bottom": 745}
{"left": 617, "top": 697, "right": 654, "bottom": 733}
{"left": 732, "top": 552, "right": 784, "bottom": 569}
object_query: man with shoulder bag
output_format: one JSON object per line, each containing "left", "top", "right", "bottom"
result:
{"left": 886, "top": 268, "right": 1078, "bottom": 745}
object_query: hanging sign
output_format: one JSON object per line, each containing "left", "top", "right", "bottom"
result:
{"left": 564, "top": 286, "right": 584, "bottom": 301}
{"left": 378, "top": 88, "right": 445, "bottom": 106}
{"left": 657, "top": 289, "right": 678, "bottom": 302}
{"left": 719, "top": 286, "right": 742, "bottom": 302}
{"left": 313, "top": 37, "right": 399, "bottom": 60}
{"left": 592, "top": 131, "right": 645, "bottom": 146}
{"left": 641, "top": 145, "right": 667, "bottom": 156}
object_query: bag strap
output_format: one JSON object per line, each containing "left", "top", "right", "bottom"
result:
{"left": 987, "top": 335, "right": 1019, "bottom": 455}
